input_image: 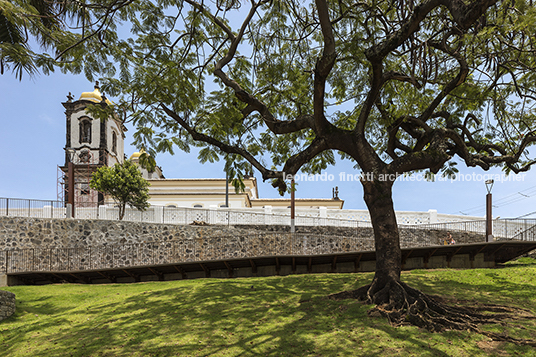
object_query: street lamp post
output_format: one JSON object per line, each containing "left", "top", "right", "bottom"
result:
{"left": 485, "top": 179, "right": 494, "bottom": 242}
{"left": 225, "top": 168, "right": 229, "bottom": 208}
{"left": 224, "top": 137, "right": 230, "bottom": 209}
{"left": 65, "top": 148, "right": 76, "bottom": 218}
{"left": 290, "top": 178, "right": 295, "bottom": 233}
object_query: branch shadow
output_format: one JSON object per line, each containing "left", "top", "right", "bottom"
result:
{"left": 1, "top": 262, "right": 534, "bottom": 356}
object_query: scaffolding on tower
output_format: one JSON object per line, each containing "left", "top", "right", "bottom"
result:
{"left": 57, "top": 165, "right": 66, "bottom": 204}
{"left": 57, "top": 150, "right": 104, "bottom": 217}
{"left": 76, "top": 150, "right": 99, "bottom": 209}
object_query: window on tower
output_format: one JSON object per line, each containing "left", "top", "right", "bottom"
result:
{"left": 80, "top": 119, "right": 92, "bottom": 143}
{"left": 112, "top": 131, "right": 117, "bottom": 154}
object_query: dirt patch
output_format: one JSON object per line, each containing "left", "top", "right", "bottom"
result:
{"left": 525, "top": 249, "right": 536, "bottom": 259}
{"left": 476, "top": 340, "right": 508, "bottom": 356}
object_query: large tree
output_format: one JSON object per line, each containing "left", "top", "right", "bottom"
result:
{"left": 65, "top": 0, "right": 536, "bottom": 333}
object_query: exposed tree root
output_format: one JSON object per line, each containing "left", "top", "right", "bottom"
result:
{"left": 329, "top": 282, "right": 536, "bottom": 347}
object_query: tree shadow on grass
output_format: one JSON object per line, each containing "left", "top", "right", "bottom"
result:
{"left": 0, "top": 293, "right": 74, "bottom": 357}
{"left": 0, "top": 274, "right": 458, "bottom": 356}
{"left": 403, "top": 266, "right": 536, "bottom": 310}
{"left": 397, "top": 264, "right": 536, "bottom": 351}
{"left": 2, "top": 268, "right": 535, "bottom": 356}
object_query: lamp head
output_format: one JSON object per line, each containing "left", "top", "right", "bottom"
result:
{"left": 65, "top": 148, "right": 76, "bottom": 163}
{"left": 485, "top": 179, "right": 494, "bottom": 194}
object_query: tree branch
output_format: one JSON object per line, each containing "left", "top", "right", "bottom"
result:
{"left": 313, "top": 0, "right": 338, "bottom": 135}
{"left": 186, "top": 0, "right": 315, "bottom": 135}
{"left": 161, "top": 104, "right": 278, "bottom": 180}
{"left": 418, "top": 39, "right": 469, "bottom": 122}
{"left": 55, "top": 0, "right": 136, "bottom": 60}
{"left": 161, "top": 104, "right": 329, "bottom": 193}
{"left": 383, "top": 70, "right": 422, "bottom": 89}
{"left": 388, "top": 130, "right": 451, "bottom": 174}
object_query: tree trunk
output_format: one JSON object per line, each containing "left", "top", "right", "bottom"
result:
{"left": 361, "top": 177, "right": 403, "bottom": 306}
{"left": 330, "top": 176, "right": 536, "bottom": 338}
{"left": 119, "top": 203, "right": 126, "bottom": 221}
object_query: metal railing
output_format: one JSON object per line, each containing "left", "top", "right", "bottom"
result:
{"left": 3, "top": 228, "right": 493, "bottom": 275}
{"left": 0, "top": 197, "right": 371, "bottom": 229}
{"left": 405, "top": 219, "right": 536, "bottom": 241}
{"left": 502, "top": 219, "right": 536, "bottom": 241}
{"left": 1, "top": 197, "right": 534, "bottom": 241}
{"left": 0, "top": 198, "right": 65, "bottom": 219}
{"left": 158, "top": 206, "right": 371, "bottom": 228}
{"left": 7, "top": 217, "right": 526, "bottom": 275}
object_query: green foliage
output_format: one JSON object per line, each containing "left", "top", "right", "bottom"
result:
{"left": 0, "top": 0, "right": 81, "bottom": 79}
{"left": 6, "top": 0, "right": 535, "bottom": 194}
{"left": 90, "top": 160, "right": 150, "bottom": 220}
{"left": 52, "top": 0, "right": 536, "bottom": 190}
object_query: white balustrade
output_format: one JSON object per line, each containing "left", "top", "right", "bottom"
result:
{"left": 3, "top": 197, "right": 535, "bottom": 240}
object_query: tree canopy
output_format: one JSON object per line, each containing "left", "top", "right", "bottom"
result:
{"left": 90, "top": 159, "right": 150, "bottom": 220}
{"left": 60, "top": 0, "right": 536, "bottom": 188}
{"left": 23, "top": 0, "right": 536, "bottom": 335}
{"left": 0, "top": 1, "right": 133, "bottom": 79}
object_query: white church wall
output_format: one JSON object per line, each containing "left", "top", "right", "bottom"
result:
{"left": 107, "top": 119, "right": 124, "bottom": 166}
{"left": 69, "top": 111, "right": 100, "bottom": 148}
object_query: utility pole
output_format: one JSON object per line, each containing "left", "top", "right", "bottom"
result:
{"left": 66, "top": 148, "right": 76, "bottom": 218}
{"left": 290, "top": 178, "right": 295, "bottom": 233}
{"left": 225, "top": 168, "right": 229, "bottom": 208}
{"left": 485, "top": 179, "right": 494, "bottom": 242}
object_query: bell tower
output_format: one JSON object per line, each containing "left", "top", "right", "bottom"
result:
{"left": 59, "top": 81, "right": 127, "bottom": 211}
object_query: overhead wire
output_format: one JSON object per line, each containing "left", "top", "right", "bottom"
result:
{"left": 455, "top": 184, "right": 536, "bottom": 216}
{"left": 516, "top": 211, "right": 536, "bottom": 219}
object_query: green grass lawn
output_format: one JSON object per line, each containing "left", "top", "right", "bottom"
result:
{"left": 1, "top": 258, "right": 536, "bottom": 356}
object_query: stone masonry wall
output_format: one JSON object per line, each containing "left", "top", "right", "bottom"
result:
{"left": 0, "top": 290, "right": 16, "bottom": 321}
{"left": 0, "top": 216, "right": 257, "bottom": 250}
{"left": 2, "top": 233, "right": 373, "bottom": 274}
{"left": 0, "top": 216, "right": 485, "bottom": 274}
{"left": 0, "top": 216, "right": 484, "bottom": 252}
{"left": 234, "top": 224, "right": 485, "bottom": 247}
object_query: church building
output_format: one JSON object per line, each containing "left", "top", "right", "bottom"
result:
{"left": 60, "top": 83, "right": 344, "bottom": 210}
{"left": 59, "top": 82, "right": 126, "bottom": 207}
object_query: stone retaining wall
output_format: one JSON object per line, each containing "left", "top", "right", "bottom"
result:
{"left": 0, "top": 290, "right": 15, "bottom": 321}
{"left": 234, "top": 224, "right": 485, "bottom": 246}
{"left": 1, "top": 233, "right": 375, "bottom": 274}
{"left": 0, "top": 216, "right": 255, "bottom": 249}
{"left": 0, "top": 216, "right": 485, "bottom": 252}
{"left": 0, "top": 216, "right": 485, "bottom": 276}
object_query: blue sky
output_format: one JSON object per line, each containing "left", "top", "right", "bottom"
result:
{"left": 1, "top": 71, "right": 535, "bottom": 218}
